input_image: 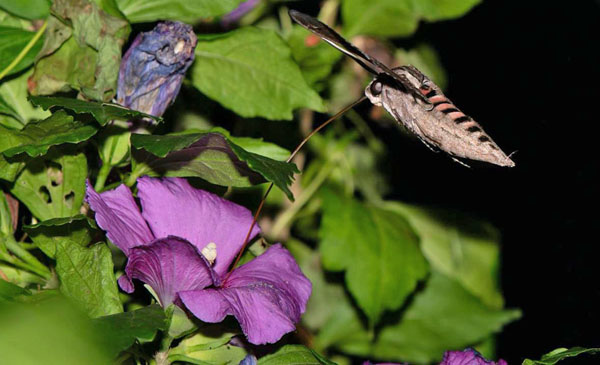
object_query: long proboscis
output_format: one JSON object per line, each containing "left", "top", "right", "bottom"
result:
{"left": 226, "top": 96, "right": 368, "bottom": 277}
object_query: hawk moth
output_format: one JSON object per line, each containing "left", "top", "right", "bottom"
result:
{"left": 289, "top": 10, "right": 515, "bottom": 167}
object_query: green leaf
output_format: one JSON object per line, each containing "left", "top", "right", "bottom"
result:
{"left": 192, "top": 27, "right": 324, "bottom": 120}
{"left": 0, "top": 110, "right": 98, "bottom": 157}
{"left": 319, "top": 191, "right": 428, "bottom": 324}
{"left": 0, "top": 191, "right": 13, "bottom": 234}
{"left": 211, "top": 127, "right": 290, "bottom": 161}
{"left": 10, "top": 150, "right": 87, "bottom": 221}
{"left": 522, "top": 347, "right": 600, "bottom": 365}
{"left": 23, "top": 215, "right": 97, "bottom": 258}
{"left": 116, "top": 0, "right": 244, "bottom": 23}
{"left": 0, "top": 154, "right": 25, "bottom": 181}
{"left": 169, "top": 330, "right": 247, "bottom": 364}
{"left": 94, "top": 304, "right": 168, "bottom": 355}
{"left": 131, "top": 131, "right": 298, "bottom": 200}
{"left": 0, "top": 94, "right": 21, "bottom": 123}
{"left": 30, "top": 0, "right": 129, "bottom": 101}
{"left": 384, "top": 201, "right": 504, "bottom": 308}
{"left": 0, "top": 296, "right": 114, "bottom": 364}
{"left": 287, "top": 25, "right": 343, "bottom": 90}
{"left": 98, "top": 125, "right": 130, "bottom": 167}
{"left": 0, "top": 68, "right": 50, "bottom": 128}
{"left": 342, "top": 0, "right": 481, "bottom": 37}
{"left": 55, "top": 241, "right": 122, "bottom": 317}
{"left": 371, "top": 272, "right": 520, "bottom": 363}
{"left": 0, "top": 26, "right": 44, "bottom": 77}
{"left": 29, "top": 96, "right": 162, "bottom": 125}
{"left": 0, "top": 0, "right": 50, "bottom": 20}
{"left": 0, "top": 279, "right": 31, "bottom": 302}
{"left": 258, "top": 345, "right": 334, "bottom": 365}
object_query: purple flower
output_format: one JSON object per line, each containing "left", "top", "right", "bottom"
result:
{"left": 440, "top": 349, "right": 507, "bottom": 365}
{"left": 221, "top": 0, "right": 260, "bottom": 27}
{"left": 85, "top": 177, "right": 311, "bottom": 345}
{"left": 116, "top": 22, "right": 197, "bottom": 117}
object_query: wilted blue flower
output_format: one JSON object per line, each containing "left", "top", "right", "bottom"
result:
{"left": 440, "top": 348, "right": 507, "bottom": 365}
{"left": 86, "top": 177, "right": 311, "bottom": 345}
{"left": 117, "top": 22, "right": 197, "bottom": 117}
{"left": 221, "top": 0, "right": 260, "bottom": 26}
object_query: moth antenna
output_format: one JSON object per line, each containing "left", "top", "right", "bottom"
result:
{"left": 508, "top": 150, "right": 519, "bottom": 159}
{"left": 226, "top": 96, "right": 368, "bottom": 279}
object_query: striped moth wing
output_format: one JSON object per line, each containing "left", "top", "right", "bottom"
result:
{"left": 365, "top": 66, "right": 515, "bottom": 167}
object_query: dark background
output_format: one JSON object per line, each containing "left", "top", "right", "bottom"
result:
{"left": 381, "top": 1, "right": 599, "bottom": 363}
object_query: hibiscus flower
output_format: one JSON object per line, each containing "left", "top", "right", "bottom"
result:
{"left": 86, "top": 176, "right": 311, "bottom": 345}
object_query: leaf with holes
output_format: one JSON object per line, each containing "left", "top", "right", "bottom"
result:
{"left": 55, "top": 241, "right": 122, "bottom": 318}
{"left": 131, "top": 131, "right": 298, "bottom": 200}
{"left": 29, "top": 96, "right": 163, "bottom": 125}
{"left": 191, "top": 27, "right": 324, "bottom": 120}
{"left": 319, "top": 190, "right": 428, "bottom": 324}
{"left": 0, "top": 111, "right": 98, "bottom": 158}
{"left": 10, "top": 149, "right": 87, "bottom": 221}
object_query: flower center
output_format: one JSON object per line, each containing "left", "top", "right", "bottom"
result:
{"left": 201, "top": 242, "right": 217, "bottom": 265}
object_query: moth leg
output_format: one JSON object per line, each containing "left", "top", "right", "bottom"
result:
{"left": 451, "top": 157, "right": 472, "bottom": 168}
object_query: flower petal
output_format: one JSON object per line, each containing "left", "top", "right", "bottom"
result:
{"left": 179, "top": 244, "right": 311, "bottom": 345}
{"left": 85, "top": 181, "right": 154, "bottom": 255}
{"left": 440, "top": 348, "right": 507, "bottom": 365}
{"left": 136, "top": 177, "right": 260, "bottom": 276}
{"left": 121, "top": 236, "right": 213, "bottom": 306}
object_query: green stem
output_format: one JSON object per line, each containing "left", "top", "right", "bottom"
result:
{"left": 0, "top": 20, "right": 47, "bottom": 81}
{"left": 3, "top": 235, "right": 50, "bottom": 278}
{"left": 270, "top": 161, "right": 335, "bottom": 239}
{"left": 94, "top": 163, "right": 112, "bottom": 191}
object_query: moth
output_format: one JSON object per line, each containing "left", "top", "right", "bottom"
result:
{"left": 289, "top": 10, "right": 515, "bottom": 167}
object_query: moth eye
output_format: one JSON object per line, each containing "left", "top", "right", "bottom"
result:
{"left": 370, "top": 81, "right": 383, "bottom": 96}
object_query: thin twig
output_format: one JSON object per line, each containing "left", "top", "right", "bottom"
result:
{"left": 225, "top": 96, "right": 367, "bottom": 279}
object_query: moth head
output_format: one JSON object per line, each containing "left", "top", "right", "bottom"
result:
{"left": 365, "top": 79, "right": 384, "bottom": 105}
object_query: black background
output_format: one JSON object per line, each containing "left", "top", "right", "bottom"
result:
{"left": 381, "top": 1, "right": 599, "bottom": 363}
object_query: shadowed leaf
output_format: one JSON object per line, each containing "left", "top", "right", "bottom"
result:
{"left": 30, "top": 96, "right": 162, "bottom": 125}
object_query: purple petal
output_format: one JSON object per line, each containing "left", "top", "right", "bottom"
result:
{"left": 179, "top": 244, "right": 312, "bottom": 345}
{"left": 85, "top": 181, "right": 154, "bottom": 255}
{"left": 440, "top": 349, "right": 507, "bottom": 365}
{"left": 121, "top": 236, "right": 213, "bottom": 307}
{"left": 136, "top": 177, "right": 260, "bottom": 276}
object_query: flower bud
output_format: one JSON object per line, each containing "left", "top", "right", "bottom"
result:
{"left": 117, "top": 21, "right": 197, "bottom": 117}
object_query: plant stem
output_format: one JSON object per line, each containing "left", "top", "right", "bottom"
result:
{"left": 94, "top": 163, "right": 112, "bottom": 191}
{"left": 0, "top": 20, "right": 47, "bottom": 81}
{"left": 270, "top": 161, "right": 335, "bottom": 239}
{"left": 3, "top": 235, "right": 50, "bottom": 278}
